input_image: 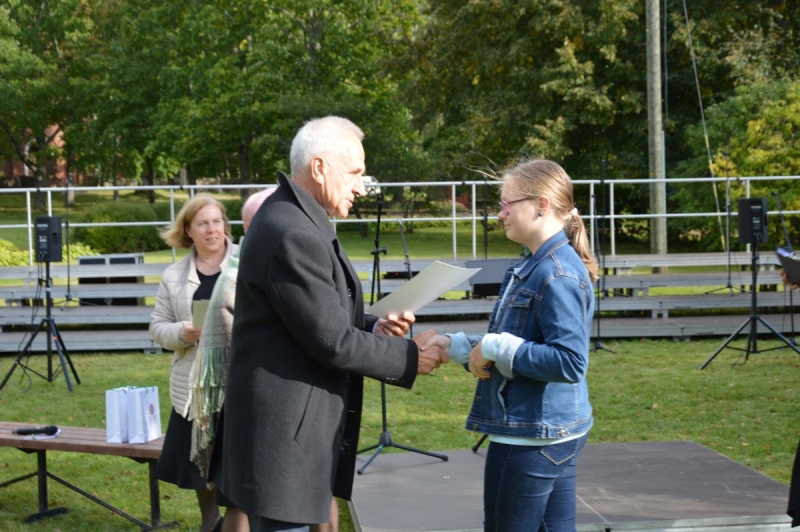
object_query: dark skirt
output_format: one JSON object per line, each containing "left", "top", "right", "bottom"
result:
{"left": 155, "top": 408, "right": 208, "bottom": 490}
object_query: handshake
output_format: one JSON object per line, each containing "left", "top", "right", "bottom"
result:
{"left": 376, "top": 312, "right": 492, "bottom": 378}
{"left": 412, "top": 330, "right": 450, "bottom": 375}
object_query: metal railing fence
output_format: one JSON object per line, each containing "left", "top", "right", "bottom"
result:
{"left": 1, "top": 176, "right": 798, "bottom": 266}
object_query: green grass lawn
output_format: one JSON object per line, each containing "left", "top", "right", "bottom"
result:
{"left": 0, "top": 338, "right": 797, "bottom": 531}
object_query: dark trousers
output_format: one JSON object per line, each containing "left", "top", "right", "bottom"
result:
{"left": 484, "top": 434, "right": 588, "bottom": 532}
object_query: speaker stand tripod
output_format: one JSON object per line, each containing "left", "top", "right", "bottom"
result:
{"left": 700, "top": 237, "right": 800, "bottom": 369}
{"left": 0, "top": 261, "right": 80, "bottom": 392}
{"left": 357, "top": 195, "right": 448, "bottom": 474}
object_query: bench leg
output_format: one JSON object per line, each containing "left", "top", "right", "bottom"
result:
{"left": 0, "top": 471, "right": 36, "bottom": 489}
{"left": 4, "top": 450, "right": 178, "bottom": 530}
{"left": 47, "top": 463, "right": 179, "bottom": 530}
{"left": 147, "top": 459, "right": 179, "bottom": 530}
{"left": 24, "top": 450, "right": 68, "bottom": 523}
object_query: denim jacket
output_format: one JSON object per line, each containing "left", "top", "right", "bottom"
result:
{"left": 462, "top": 231, "right": 594, "bottom": 439}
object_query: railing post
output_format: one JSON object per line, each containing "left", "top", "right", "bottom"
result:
{"left": 610, "top": 182, "right": 616, "bottom": 256}
{"left": 169, "top": 189, "right": 177, "bottom": 263}
{"left": 451, "top": 184, "right": 457, "bottom": 258}
{"left": 471, "top": 183, "right": 477, "bottom": 258}
{"left": 26, "top": 191, "right": 33, "bottom": 266}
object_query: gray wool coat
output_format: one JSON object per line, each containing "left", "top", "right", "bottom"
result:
{"left": 215, "top": 172, "right": 418, "bottom": 525}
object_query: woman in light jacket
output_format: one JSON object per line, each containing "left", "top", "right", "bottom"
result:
{"left": 150, "top": 194, "right": 236, "bottom": 532}
{"left": 424, "top": 159, "right": 598, "bottom": 532}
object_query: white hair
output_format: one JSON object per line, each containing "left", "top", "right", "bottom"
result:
{"left": 289, "top": 116, "right": 364, "bottom": 178}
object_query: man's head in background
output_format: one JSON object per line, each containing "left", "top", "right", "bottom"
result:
{"left": 242, "top": 187, "right": 276, "bottom": 233}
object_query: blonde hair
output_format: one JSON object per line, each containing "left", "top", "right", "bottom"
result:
{"left": 503, "top": 159, "right": 599, "bottom": 282}
{"left": 160, "top": 194, "right": 232, "bottom": 249}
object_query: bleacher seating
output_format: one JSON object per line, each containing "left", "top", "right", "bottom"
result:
{"left": 1, "top": 252, "right": 798, "bottom": 353}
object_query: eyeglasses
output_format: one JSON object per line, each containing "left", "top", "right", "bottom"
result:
{"left": 497, "top": 197, "right": 535, "bottom": 216}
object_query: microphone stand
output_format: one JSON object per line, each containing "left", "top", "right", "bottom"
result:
{"left": 706, "top": 175, "right": 746, "bottom": 295}
{"left": 592, "top": 160, "right": 620, "bottom": 352}
{"left": 774, "top": 191, "right": 797, "bottom": 345}
{"left": 357, "top": 197, "right": 448, "bottom": 474}
{"left": 398, "top": 219, "right": 413, "bottom": 305}
{"left": 591, "top": 190, "right": 615, "bottom": 354}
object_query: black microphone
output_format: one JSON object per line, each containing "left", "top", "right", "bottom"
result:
{"left": 12, "top": 425, "right": 58, "bottom": 436}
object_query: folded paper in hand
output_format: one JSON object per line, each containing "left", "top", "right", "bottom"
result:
{"left": 192, "top": 299, "right": 210, "bottom": 328}
{"left": 366, "top": 261, "right": 481, "bottom": 317}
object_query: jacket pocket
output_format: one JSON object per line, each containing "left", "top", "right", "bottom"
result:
{"left": 293, "top": 384, "right": 320, "bottom": 450}
{"left": 503, "top": 289, "right": 535, "bottom": 334}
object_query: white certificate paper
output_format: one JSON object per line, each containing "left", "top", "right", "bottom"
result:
{"left": 366, "top": 260, "right": 481, "bottom": 317}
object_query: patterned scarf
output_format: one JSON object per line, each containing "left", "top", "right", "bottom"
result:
{"left": 187, "top": 251, "right": 239, "bottom": 479}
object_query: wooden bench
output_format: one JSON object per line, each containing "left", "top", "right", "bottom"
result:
{"left": 598, "top": 270, "right": 783, "bottom": 297}
{"left": 0, "top": 263, "right": 169, "bottom": 283}
{"left": 0, "top": 421, "right": 176, "bottom": 530}
{"left": 0, "top": 282, "right": 160, "bottom": 306}
{"left": 600, "top": 251, "right": 777, "bottom": 274}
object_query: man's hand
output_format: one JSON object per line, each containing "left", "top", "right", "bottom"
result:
{"left": 780, "top": 268, "right": 799, "bottom": 290}
{"left": 420, "top": 334, "right": 452, "bottom": 354}
{"left": 375, "top": 311, "right": 416, "bottom": 337}
{"left": 412, "top": 329, "right": 449, "bottom": 374}
{"left": 468, "top": 341, "right": 492, "bottom": 380}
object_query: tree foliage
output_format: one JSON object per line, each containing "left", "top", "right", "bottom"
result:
{"left": 2, "top": 0, "right": 800, "bottom": 249}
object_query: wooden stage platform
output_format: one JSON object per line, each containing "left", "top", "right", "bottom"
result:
{"left": 349, "top": 441, "right": 792, "bottom": 531}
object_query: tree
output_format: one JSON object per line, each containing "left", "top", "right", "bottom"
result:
{"left": 0, "top": 0, "right": 90, "bottom": 208}
{"left": 148, "top": 0, "right": 428, "bottom": 195}
{"left": 405, "top": 0, "right": 647, "bottom": 186}
{"left": 669, "top": 2, "right": 800, "bottom": 249}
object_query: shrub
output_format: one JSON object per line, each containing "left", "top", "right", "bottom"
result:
{"left": 0, "top": 239, "right": 27, "bottom": 266}
{"left": 221, "top": 199, "right": 245, "bottom": 242}
{"left": 0, "top": 239, "right": 96, "bottom": 266}
{"left": 73, "top": 203, "right": 167, "bottom": 254}
{"left": 63, "top": 242, "right": 98, "bottom": 262}
{"left": 152, "top": 202, "right": 173, "bottom": 225}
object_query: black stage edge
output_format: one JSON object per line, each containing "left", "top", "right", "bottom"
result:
{"left": 349, "top": 441, "right": 791, "bottom": 532}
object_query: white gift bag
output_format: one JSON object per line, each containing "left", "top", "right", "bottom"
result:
{"left": 106, "top": 386, "right": 134, "bottom": 443}
{"left": 127, "top": 386, "right": 163, "bottom": 444}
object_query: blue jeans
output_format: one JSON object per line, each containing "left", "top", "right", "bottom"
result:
{"left": 249, "top": 515, "right": 309, "bottom": 532}
{"left": 484, "top": 434, "right": 588, "bottom": 532}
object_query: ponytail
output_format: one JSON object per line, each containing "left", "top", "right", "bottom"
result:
{"left": 564, "top": 211, "right": 599, "bottom": 283}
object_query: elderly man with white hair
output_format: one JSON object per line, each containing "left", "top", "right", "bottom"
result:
{"left": 214, "top": 116, "right": 446, "bottom": 532}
